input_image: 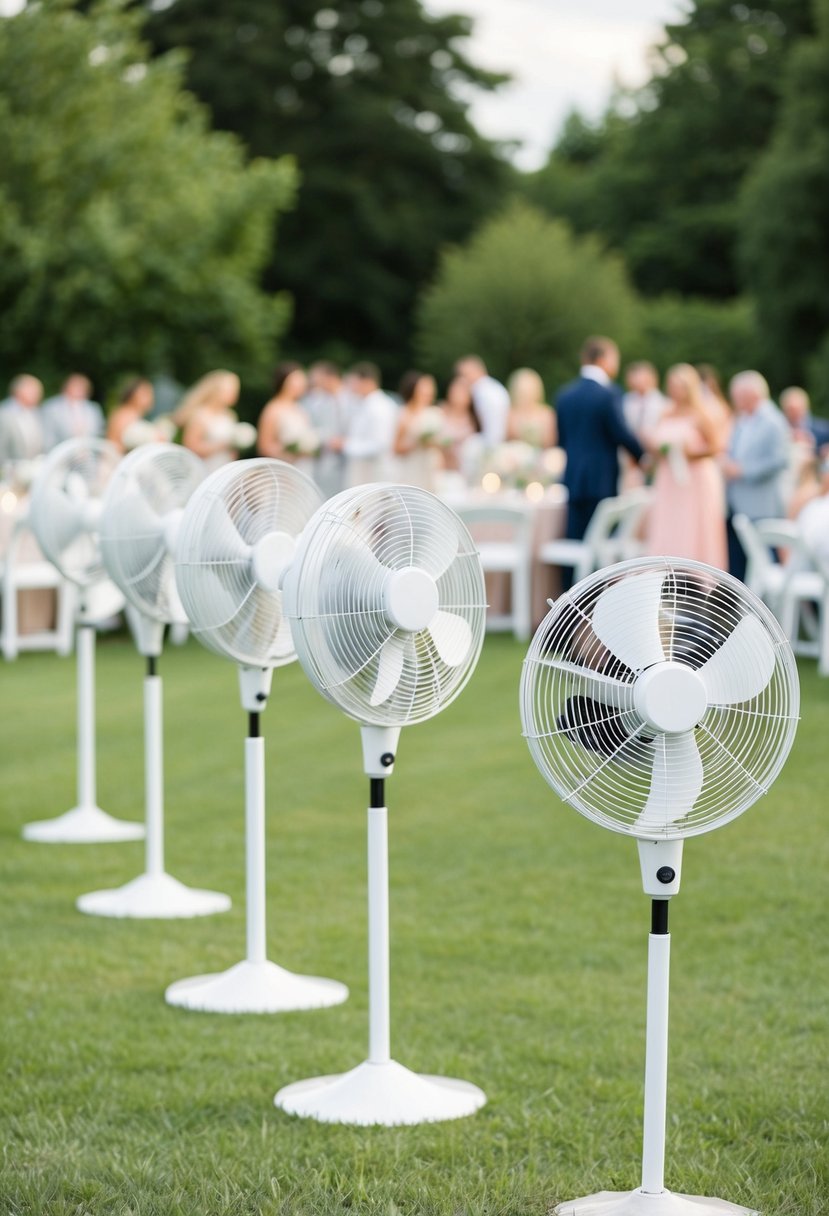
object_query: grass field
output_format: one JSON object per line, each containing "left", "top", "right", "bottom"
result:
{"left": 1, "top": 632, "right": 827, "bottom": 1215}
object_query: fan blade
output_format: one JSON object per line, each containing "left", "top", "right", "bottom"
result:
{"left": 428, "top": 610, "right": 472, "bottom": 667}
{"left": 370, "top": 635, "right": 407, "bottom": 706}
{"left": 413, "top": 528, "right": 459, "bottom": 581}
{"left": 533, "top": 657, "right": 633, "bottom": 709}
{"left": 203, "top": 498, "right": 252, "bottom": 564}
{"left": 34, "top": 483, "right": 86, "bottom": 555}
{"left": 271, "top": 611, "right": 295, "bottom": 661}
{"left": 592, "top": 570, "right": 666, "bottom": 672}
{"left": 106, "top": 490, "right": 162, "bottom": 541}
{"left": 698, "top": 614, "right": 776, "bottom": 704}
{"left": 635, "top": 731, "right": 703, "bottom": 832}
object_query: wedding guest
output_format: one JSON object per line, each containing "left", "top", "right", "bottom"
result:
{"left": 438, "top": 375, "right": 480, "bottom": 473}
{"left": 0, "top": 374, "right": 45, "bottom": 462}
{"left": 506, "top": 367, "right": 555, "bottom": 447}
{"left": 696, "top": 363, "right": 733, "bottom": 447}
{"left": 643, "top": 364, "right": 727, "bottom": 568}
{"left": 556, "top": 336, "right": 643, "bottom": 548}
{"left": 623, "top": 361, "right": 666, "bottom": 438}
{"left": 176, "top": 369, "right": 242, "bottom": 470}
{"left": 393, "top": 370, "right": 442, "bottom": 490}
{"left": 722, "top": 371, "right": 790, "bottom": 580}
{"left": 40, "top": 373, "right": 105, "bottom": 449}
{"left": 330, "top": 362, "right": 397, "bottom": 486}
{"left": 106, "top": 378, "right": 155, "bottom": 452}
{"left": 454, "top": 355, "right": 510, "bottom": 446}
{"left": 780, "top": 386, "right": 829, "bottom": 451}
{"left": 302, "top": 360, "right": 353, "bottom": 497}
{"left": 257, "top": 362, "right": 318, "bottom": 472}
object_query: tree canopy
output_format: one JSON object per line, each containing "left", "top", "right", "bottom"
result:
{"left": 0, "top": 0, "right": 296, "bottom": 395}
{"left": 143, "top": 0, "right": 512, "bottom": 373}
{"left": 416, "top": 201, "right": 642, "bottom": 394}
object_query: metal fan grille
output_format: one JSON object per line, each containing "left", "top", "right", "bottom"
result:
{"left": 29, "top": 438, "right": 121, "bottom": 586}
{"left": 521, "top": 557, "right": 799, "bottom": 839}
{"left": 285, "top": 484, "right": 487, "bottom": 726}
{"left": 100, "top": 444, "right": 204, "bottom": 622}
{"left": 175, "top": 458, "right": 322, "bottom": 667}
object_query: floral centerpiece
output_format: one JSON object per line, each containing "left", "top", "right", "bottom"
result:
{"left": 482, "top": 441, "right": 566, "bottom": 491}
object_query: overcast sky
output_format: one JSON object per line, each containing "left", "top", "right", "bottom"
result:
{"left": 427, "top": 0, "right": 685, "bottom": 168}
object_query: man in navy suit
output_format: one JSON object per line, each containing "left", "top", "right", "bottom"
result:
{"left": 556, "top": 336, "right": 644, "bottom": 547}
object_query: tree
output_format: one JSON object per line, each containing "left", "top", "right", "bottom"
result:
{"left": 415, "top": 201, "right": 641, "bottom": 394}
{"left": 0, "top": 0, "right": 296, "bottom": 396}
{"left": 143, "top": 0, "right": 511, "bottom": 373}
{"left": 740, "top": 0, "right": 829, "bottom": 405}
{"left": 527, "top": 1, "right": 814, "bottom": 300}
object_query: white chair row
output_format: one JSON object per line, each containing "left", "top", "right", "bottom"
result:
{"left": 457, "top": 489, "right": 652, "bottom": 643}
{"left": 1, "top": 512, "right": 75, "bottom": 661}
{"left": 733, "top": 513, "right": 829, "bottom": 674}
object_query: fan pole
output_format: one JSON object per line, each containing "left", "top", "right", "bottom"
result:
{"left": 144, "top": 656, "right": 164, "bottom": 877}
{"left": 245, "top": 712, "right": 267, "bottom": 966}
{"left": 77, "top": 623, "right": 97, "bottom": 812}
{"left": 641, "top": 898, "right": 671, "bottom": 1195}
{"left": 367, "top": 777, "right": 391, "bottom": 1065}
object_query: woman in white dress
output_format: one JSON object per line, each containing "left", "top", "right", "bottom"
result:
{"left": 393, "top": 371, "right": 444, "bottom": 491}
{"left": 176, "top": 370, "right": 243, "bottom": 471}
{"left": 256, "top": 362, "right": 319, "bottom": 477}
{"left": 506, "top": 367, "right": 556, "bottom": 448}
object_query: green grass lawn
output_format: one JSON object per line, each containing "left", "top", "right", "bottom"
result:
{"left": 1, "top": 633, "right": 827, "bottom": 1215}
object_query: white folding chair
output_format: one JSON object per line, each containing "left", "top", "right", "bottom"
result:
{"left": 538, "top": 488, "right": 652, "bottom": 585}
{"left": 1, "top": 514, "right": 75, "bottom": 660}
{"left": 734, "top": 514, "right": 827, "bottom": 657}
{"left": 456, "top": 503, "right": 533, "bottom": 641}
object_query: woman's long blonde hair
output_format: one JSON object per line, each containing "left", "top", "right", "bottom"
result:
{"left": 174, "top": 370, "right": 240, "bottom": 427}
{"left": 508, "top": 367, "right": 546, "bottom": 410}
{"left": 666, "top": 363, "right": 706, "bottom": 413}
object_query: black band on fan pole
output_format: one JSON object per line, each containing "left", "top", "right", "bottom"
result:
{"left": 248, "top": 711, "right": 260, "bottom": 739}
{"left": 651, "top": 899, "right": 669, "bottom": 935}
{"left": 146, "top": 655, "right": 157, "bottom": 678}
{"left": 370, "top": 778, "right": 385, "bottom": 809}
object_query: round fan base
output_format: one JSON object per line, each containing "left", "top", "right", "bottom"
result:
{"left": 76, "top": 872, "right": 231, "bottom": 919}
{"left": 164, "top": 959, "right": 348, "bottom": 1014}
{"left": 555, "top": 1189, "right": 758, "bottom": 1215}
{"left": 274, "top": 1059, "right": 486, "bottom": 1126}
{"left": 22, "top": 805, "right": 145, "bottom": 844}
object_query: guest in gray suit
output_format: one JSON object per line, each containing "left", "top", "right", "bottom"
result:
{"left": 40, "top": 373, "right": 105, "bottom": 450}
{"left": 722, "top": 370, "right": 790, "bottom": 580}
{"left": 0, "top": 374, "right": 45, "bottom": 462}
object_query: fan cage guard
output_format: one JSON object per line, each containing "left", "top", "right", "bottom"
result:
{"left": 175, "top": 458, "right": 322, "bottom": 667}
{"left": 521, "top": 556, "right": 799, "bottom": 839}
{"left": 29, "top": 438, "right": 121, "bottom": 586}
{"left": 100, "top": 444, "right": 203, "bottom": 622}
{"left": 286, "top": 484, "right": 487, "bottom": 727}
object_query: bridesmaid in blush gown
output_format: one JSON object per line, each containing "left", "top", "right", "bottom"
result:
{"left": 643, "top": 363, "right": 728, "bottom": 569}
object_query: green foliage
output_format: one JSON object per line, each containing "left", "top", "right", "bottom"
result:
{"left": 639, "top": 294, "right": 759, "bottom": 385}
{"left": 143, "top": 0, "right": 512, "bottom": 374}
{"left": 0, "top": 0, "right": 296, "bottom": 395}
{"left": 527, "top": 1, "right": 814, "bottom": 300}
{"left": 416, "top": 202, "right": 641, "bottom": 393}
{"left": 739, "top": 0, "right": 829, "bottom": 402}
{"left": 1, "top": 634, "right": 828, "bottom": 1214}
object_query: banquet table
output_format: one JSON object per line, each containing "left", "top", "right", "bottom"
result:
{"left": 441, "top": 484, "right": 568, "bottom": 629}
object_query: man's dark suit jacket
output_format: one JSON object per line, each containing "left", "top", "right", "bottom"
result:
{"left": 557, "top": 374, "right": 643, "bottom": 501}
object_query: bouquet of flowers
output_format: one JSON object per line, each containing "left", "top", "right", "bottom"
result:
{"left": 280, "top": 415, "right": 321, "bottom": 458}
{"left": 411, "top": 407, "right": 448, "bottom": 448}
{"left": 122, "top": 415, "right": 178, "bottom": 450}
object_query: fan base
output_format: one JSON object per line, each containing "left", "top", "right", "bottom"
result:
{"left": 22, "top": 805, "right": 145, "bottom": 844}
{"left": 76, "top": 872, "right": 231, "bottom": 919}
{"left": 555, "top": 1189, "right": 758, "bottom": 1215}
{"left": 274, "top": 1058, "right": 486, "bottom": 1126}
{"left": 164, "top": 959, "right": 348, "bottom": 1014}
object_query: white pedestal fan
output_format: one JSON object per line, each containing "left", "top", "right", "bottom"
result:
{"left": 22, "top": 438, "right": 144, "bottom": 844}
{"left": 520, "top": 557, "right": 800, "bottom": 1215}
{"left": 164, "top": 457, "right": 348, "bottom": 1013}
{"left": 275, "top": 483, "right": 489, "bottom": 1126}
{"left": 76, "top": 443, "right": 230, "bottom": 918}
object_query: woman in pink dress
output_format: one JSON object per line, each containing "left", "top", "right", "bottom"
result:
{"left": 644, "top": 363, "right": 728, "bottom": 569}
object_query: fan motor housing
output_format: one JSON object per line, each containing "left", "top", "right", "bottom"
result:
{"left": 383, "top": 567, "right": 439, "bottom": 632}
{"left": 633, "top": 662, "right": 708, "bottom": 734}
